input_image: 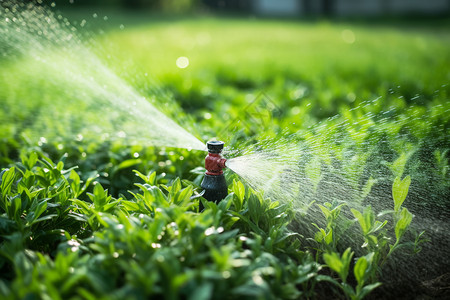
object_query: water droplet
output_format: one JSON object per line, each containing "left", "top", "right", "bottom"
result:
{"left": 120, "top": 24, "right": 125, "bottom": 30}
{"left": 252, "top": 274, "right": 264, "bottom": 285}
{"left": 93, "top": 13, "right": 98, "bottom": 18}
{"left": 205, "top": 227, "right": 215, "bottom": 236}
{"left": 176, "top": 56, "right": 189, "bottom": 69}
{"left": 291, "top": 107, "right": 301, "bottom": 115}
{"left": 341, "top": 29, "right": 355, "bottom": 44}
{"left": 347, "top": 92, "right": 356, "bottom": 102}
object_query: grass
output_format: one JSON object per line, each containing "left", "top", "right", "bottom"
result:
{"left": 1, "top": 7, "right": 449, "bottom": 299}
{"left": 95, "top": 16, "right": 450, "bottom": 144}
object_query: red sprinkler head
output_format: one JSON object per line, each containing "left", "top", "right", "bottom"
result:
{"left": 200, "top": 141, "right": 228, "bottom": 204}
{"left": 205, "top": 141, "right": 227, "bottom": 175}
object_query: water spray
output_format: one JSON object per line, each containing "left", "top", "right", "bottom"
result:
{"left": 200, "top": 141, "right": 228, "bottom": 202}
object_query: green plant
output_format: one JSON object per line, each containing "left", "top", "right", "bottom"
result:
{"left": 323, "top": 249, "right": 381, "bottom": 300}
{"left": 307, "top": 171, "right": 426, "bottom": 299}
{"left": 1, "top": 154, "right": 330, "bottom": 299}
{"left": 313, "top": 200, "right": 352, "bottom": 253}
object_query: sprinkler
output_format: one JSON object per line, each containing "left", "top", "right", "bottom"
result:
{"left": 200, "top": 141, "right": 228, "bottom": 203}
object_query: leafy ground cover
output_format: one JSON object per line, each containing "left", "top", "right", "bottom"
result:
{"left": 1, "top": 7, "right": 449, "bottom": 299}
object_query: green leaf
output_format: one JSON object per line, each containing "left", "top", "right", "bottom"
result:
{"left": 56, "top": 161, "right": 64, "bottom": 172}
{"left": 390, "top": 153, "right": 408, "bottom": 178}
{"left": 33, "top": 200, "right": 48, "bottom": 222}
{"left": 71, "top": 199, "right": 92, "bottom": 214}
{"left": 359, "top": 282, "right": 382, "bottom": 299}
{"left": 133, "top": 170, "right": 156, "bottom": 185}
{"left": 39, "top": 156, "right": 55, "bottom": 169}
{"left": 88, "top": 183, "right": 111, "bottom": 211}
{"left": 369, "top": 220, "right": 387, "bottom": 235}
{"left": 354, "top": 256, "right": 368, "bottom": 286}
{"left": 314, "top": 227, "right": 325, "bottom": 243}
{"left": 69, "top": 170, "right": 81, "bottom": 197}
{"left": 233, "top": 179, "right": 245, "bottom": 202}
{"left": 1, "top": 167, "right": 16, "bottom": 196}
{"left": 324, "top": 228, "right": 333, "bottom": 245}
{"left": 229, "top": 211, "right": 264, "bottom": 236}
{"left": 318, "top": 204, "right": 331, "bottom": 220}
{"left": 12, "top": 195, "right": 22, "bottom": 220}
{"left": 80, "top": 174, "right": 96, "bottom": 195}
{"left": 171, "top": 178, "right": 182, "bottom": 195}
{"left": 395, "top": 207, "right": 413, "bottom": 242}
{"left": 323, "top": 248, "right": 353, "bottom": 283}
{"left": 21, "top": 152, "right": 38, "bottom": 170}
{"left": 148, "top": 172, "right": 157, "bottom": 185}
{"left": 351, "top": 208, "right": 368, "bottom": 235}
{"left": 323, "top": 252, "right": 343, "bottom": 278}
{"left": 121, "top": 200, "right": 140, "bottom": 211}
{"left": 248, "top": 193, "right": 262, "bottom": 225}
{"left": 33, "top": 214, "right": 58, "bottom": 225}
{"left": 118, "top": 159, "right": 142, "bottom": 170}
{"left": 392, "top": 176, "right": 411, "bottom": 212}
{"left": 173, "top": 186, "right": 193, "bottom": 206}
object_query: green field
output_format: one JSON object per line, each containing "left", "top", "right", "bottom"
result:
{"left": 1, "top": 5, "right": 449, "bottom": 299}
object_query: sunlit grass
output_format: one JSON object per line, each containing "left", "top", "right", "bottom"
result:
{"left": 101, "top": 18, "right": 450, "bottom": 91}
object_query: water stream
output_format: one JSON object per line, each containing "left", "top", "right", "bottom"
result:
{"left": 0, "top": 2, "right": 205, "bottom": 151}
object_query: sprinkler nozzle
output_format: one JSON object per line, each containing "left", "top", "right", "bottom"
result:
{"left": 205, "top": 141, "right": 227, "bottom": 175}
{"left": 200, "top": 141, "right": 228, "bottom": 204}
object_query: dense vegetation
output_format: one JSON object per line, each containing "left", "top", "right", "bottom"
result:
{"left": 1, "top": 6, "right": 449, "bottom": 300}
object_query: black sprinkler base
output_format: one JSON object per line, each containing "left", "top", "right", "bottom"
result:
{"left": 200, "top": 174, "right": 228, "bottom": 203}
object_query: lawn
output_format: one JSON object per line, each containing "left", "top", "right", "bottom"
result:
{"left": 1, "top": 4, "right": 449, "bottom": 299}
